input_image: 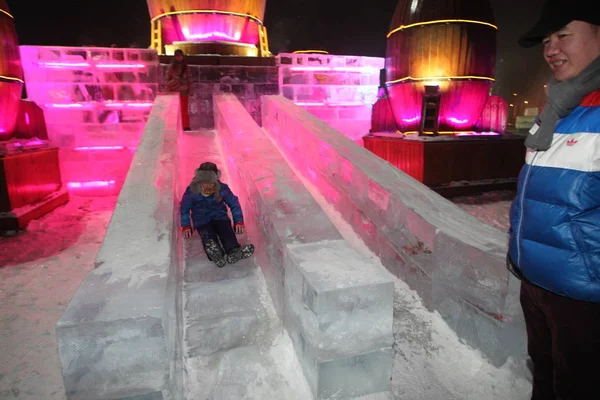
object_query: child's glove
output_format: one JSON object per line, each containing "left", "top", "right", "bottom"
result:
{"left": 182, "top": 226, "right": 193, "bottom": 239}
{"left": 234, "top": 222, "right": 245, "bottom": 234}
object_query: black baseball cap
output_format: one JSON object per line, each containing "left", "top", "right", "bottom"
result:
{"left": 519, "top": 0, "right": 600, "bottom": 48}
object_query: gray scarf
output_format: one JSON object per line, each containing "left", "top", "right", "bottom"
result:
{"left": 525, "top": 56, "right": 600, "bottom": 151}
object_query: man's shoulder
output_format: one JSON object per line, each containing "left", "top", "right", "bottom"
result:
{"left": 581, "top": 90, "right": 600, "bottom": 108}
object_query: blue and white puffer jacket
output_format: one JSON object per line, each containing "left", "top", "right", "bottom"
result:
{"left": 180, "top": 182, "right": 243, "bottom": 228}
{"left": 509, "top": 90, "right": 600, "bottom": 303}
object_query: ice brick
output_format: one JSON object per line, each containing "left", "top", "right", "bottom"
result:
{"left": 283, "top": 240, "right": 393, "bottom": 399}
{"left": 284, "top": 240, "right": 393, "bottom": 357}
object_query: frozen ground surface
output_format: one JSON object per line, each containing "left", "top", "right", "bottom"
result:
{"left": 0, "top": 195, "right": 117, "bottom": 400}
{"left": 451, "top": 190, "right": 515, "bottom": 233}
{"left": 0, "top": 185, "right": 526, "bottom": 399}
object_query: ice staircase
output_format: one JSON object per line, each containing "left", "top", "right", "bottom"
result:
{"left": 177, "top": 130, "right": 313, "bottom": 400}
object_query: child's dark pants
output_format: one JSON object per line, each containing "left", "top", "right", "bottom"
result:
{"left": 197, "top": 219, "right": 240, "bottom": 255}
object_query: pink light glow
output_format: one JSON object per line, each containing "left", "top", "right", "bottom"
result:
{"left": 67, "top": 180, "right": 116, "bottom": 188}
{"left": 290, "top": 67, "right": 331, "bottom": 72}
{"left": 332, "top": 66, "right": 378, "bottom": 73}
{"left": 40, "top": 62, "right": 145, "bottom": 69}
{"left": 455, "top": 132, "right": 501, "bottom": 136}
{"left": 447, "top": 117, "right": 469, "bottom": 125}
{"left": 41, "top": 62, "right": 90, "bottom": 68}
{"left": 74, "top": 146, "right": 125, "bottom": 151}
{"left": 333, "top": 101, "right": 364, "bottom": 106}
{"left": 48, "top": 102, "right": 153, "bottom": 109}
{"left": 181, "top": 28, "right": 241, "bottom": 41}
{"left": 295, "top": 102, "right": 326, "bottom": 106}
{"left": 402, "top": 116, "right": 420, "bottom": 123}
{"left": 160, "top": 13, "right": 260, "bottom": 47}
{"left": 290, "top": 66, "right": 378, "bottom": 74}
{"left": 25, "top": 112, "right": 30, "bottom": 125}
{"left": 105, "top": 102, "right": 154, "bottom": 108}
{"left": 49, "top": 103, "right": 85, "bottom": 108}
{"left": 95, "top": 63, "right": 145, "bottom": 69}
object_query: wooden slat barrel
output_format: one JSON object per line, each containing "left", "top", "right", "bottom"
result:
{"left": 147, "top": 0, "right": 266, "bottom": 55}
{"left": 0, "top": 0, "right": 23, "bottom": 140}
{"left": 476, "top": 95, "right": 508, "bottom": 133}
{"left": 385, "top": 0, "right": 497, "bottom": 133}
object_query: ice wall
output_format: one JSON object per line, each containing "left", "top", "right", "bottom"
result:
{"left": 214, "top": 93, "right": 394, "bottom": 399}
{"left": 55, "top": 94, "right": 181, "bottom": 400}
{"left": 158, "top": 63, "right": 279, "bottom": 128}
{"left": 277, "top": 53, "right": 384, "bottom": 143}
{"left": 262, "top": 95, "right": 527, "bottom": 366}
{"left": 20, "top": 46, "right": 159, "bottom": 193}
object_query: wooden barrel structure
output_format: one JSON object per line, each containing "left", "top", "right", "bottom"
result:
{"left": 385, "top": 0, "right": 497, "bottom": 133}
{"left": 0, "top": 0, "right": 23, "bottom": 140}
{"left": 147, "top": 0, "right": 268, "bottom": 56}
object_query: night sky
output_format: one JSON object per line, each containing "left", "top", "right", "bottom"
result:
{"left": 5, "top": 0, "right": 550, "bottom": 104}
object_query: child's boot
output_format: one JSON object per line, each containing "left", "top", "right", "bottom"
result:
{"left": 205, "top": 239, "right": 226, "bottom": 268}
{"left": 226, "top": 244, "right": 255, "bottom": 264}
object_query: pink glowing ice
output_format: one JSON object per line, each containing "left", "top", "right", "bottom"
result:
{"left": 67, "top": 180, "right": 116, "bottom": 188}
{"left": 39, "top": 62, "right": 145, "bottom": 69}
{"left": 290, "top": 66, "right": 379, "bottom": 74}
{"left": 74, "top": 146, "right": 125, "bottom": 151}
{"left": 48, "top": 102, "right": 154, "bottom": 109}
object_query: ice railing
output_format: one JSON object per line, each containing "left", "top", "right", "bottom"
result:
{"left": 276, "top": 52, "right": 383, "bottom": 106}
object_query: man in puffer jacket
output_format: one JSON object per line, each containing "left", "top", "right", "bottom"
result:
{"left": 180, "top": 162, "right": 254, "bottom": 267}
{"left": 508, "top": 1, "right": 600, "bottom": 398}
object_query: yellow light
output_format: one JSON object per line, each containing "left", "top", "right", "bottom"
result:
{"left": 0, "top": 8, "right": 14, "bottom": 19}
{"left": 293, "top": 50, "right": 329, "bottom": 54}
{"left": 387, "top": 19, "right": 498, "bottom": 38}
{"left": 151, "top": 9, "right": 263, "bottom": 25}
{"left": 386, "top": 75, "right": 495, "bottom": 85}
{"left": 513, "top": 93, "right": 518, "bottom": 96}
{"left": 509, "top": 104, "right": 514, "bottom": 107}
{"left": 524, "top": 101, "right": 529, "bottom": 104}
{"left": 0, "top": 75, "right": 24, "bottom": 84}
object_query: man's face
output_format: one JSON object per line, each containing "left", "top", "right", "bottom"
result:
{"left": 543, "top": 21, "right": 600, "bottom": 81}
{"left": 175, "top": 53, "right": 183, "bottom": 62}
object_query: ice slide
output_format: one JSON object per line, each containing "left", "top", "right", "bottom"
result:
{"left": 54, "top": 93, "right": 527, "bottom": 400}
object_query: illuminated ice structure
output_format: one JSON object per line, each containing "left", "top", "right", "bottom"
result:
{"left": 277, "top": 53, "right": 384, "bottom": 144}
{"left": 20, "top": 46, "right": 158, "bottom": 193}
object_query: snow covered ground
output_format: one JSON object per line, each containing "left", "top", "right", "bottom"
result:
{"left": 452, "top": 190, "right": 515, "bottom": 233}
{"left": 0, "top": 185, "right": 527, "bottom": 399}
{"left": 288, "top": 169, "right": 531, "bottom": 400}
{"left": 0, "top": 196, "right": 117, "bottom": 400}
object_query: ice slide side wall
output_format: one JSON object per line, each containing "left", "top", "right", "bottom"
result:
{"left": 214, "top": 93, "right": 394, "bottom": 399}
{"left": 261, "top": 95, "right": 527, "bottom": 365}
{"left": 55, "top": 94, "right": 184, "bottom": 400}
